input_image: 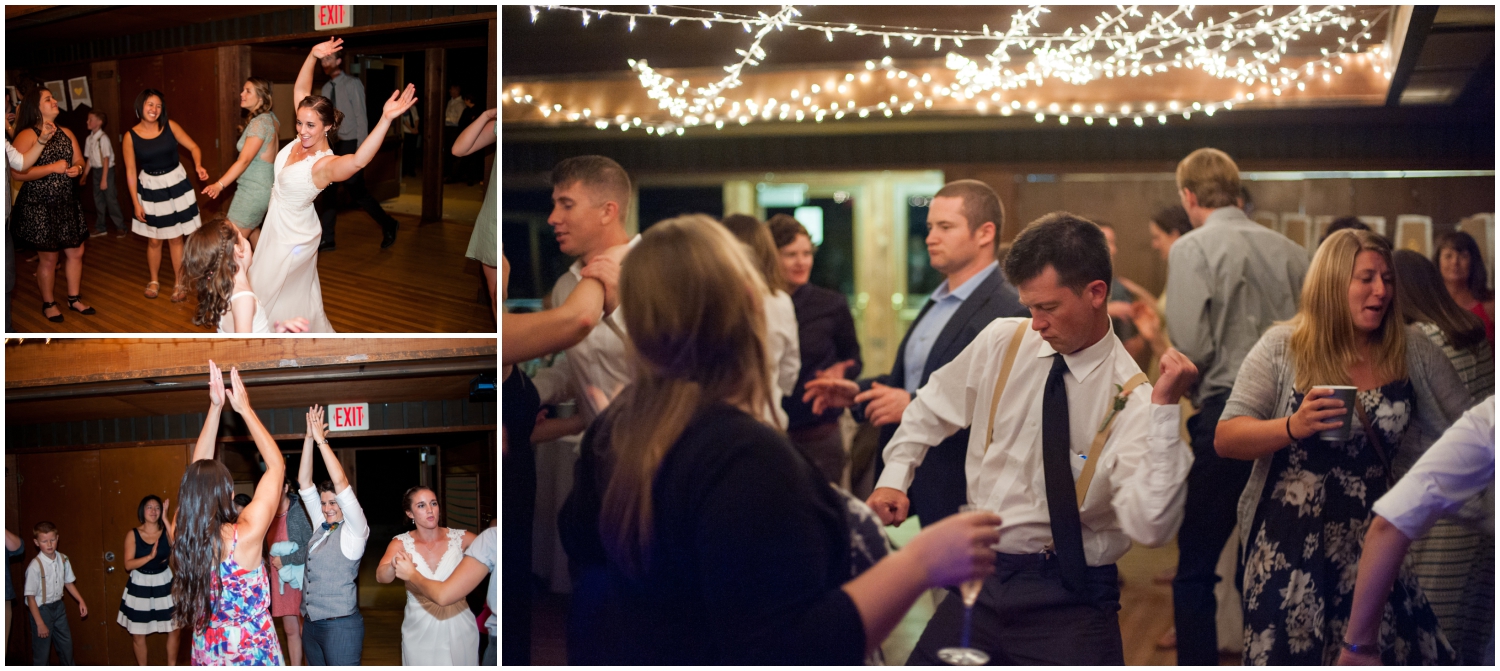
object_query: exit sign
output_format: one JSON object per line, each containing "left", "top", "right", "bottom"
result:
{"left": 316, "top": 5, "right": 353, "bottom": 31}
{"left": 328, "top": 403, "right": 369, "bottom": 431}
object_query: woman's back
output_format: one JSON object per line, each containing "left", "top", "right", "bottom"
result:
{"left": 561, "top": 403, "right": 863, "bottom": 665}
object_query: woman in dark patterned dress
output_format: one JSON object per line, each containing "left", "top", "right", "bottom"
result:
{"left": 1216, "top": 230, "right": 1472, "bottom": 665}
{"left": 10, "top": 87, "right": 94, "bottom": 322}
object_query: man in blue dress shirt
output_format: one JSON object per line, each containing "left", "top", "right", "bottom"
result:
{"left": 806, "top": 179, "right": 1028, "bottom": 527}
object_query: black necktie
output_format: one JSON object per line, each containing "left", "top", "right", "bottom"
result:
{"left": 1042, "top": 354, "right": 1088, "bottom": 594}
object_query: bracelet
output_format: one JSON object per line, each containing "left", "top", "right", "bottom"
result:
{"left": 1285, "top": 416, "right": 1298, "bottom": 442}
{"left": 1340, "top": 640, "right": 1379, "bottom": 656}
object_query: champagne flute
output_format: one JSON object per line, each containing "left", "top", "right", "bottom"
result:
{"left": 937, "top": 504, "right": 991, "bottom": 666}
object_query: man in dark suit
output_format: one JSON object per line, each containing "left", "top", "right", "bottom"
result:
{"left": 805, "top": 179, "right": 1027, "bottom": 527}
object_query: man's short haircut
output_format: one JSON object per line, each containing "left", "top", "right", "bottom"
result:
{"left": 1176, "top": 147, "right": 1241, "bottom": 209}
{"left": 551, "top": 155, "right": 632, "bottom": 211}
{"left": 33, "top": 521, "right": 57, "bottom": 537}
{"left": 766, "top": 213, "right": 810, "bottom": 249}
{"left": 932, "top": 179, "right": 1004, "bottom": 258}
{"left": 1003, "top": 212, "right": 1113, "bottom": 295}
{"left": 88, "top": 109, "right": 107, "bottom": 127}
{"left": 1321, "top": 216, "right": 1370, "bottom": 246}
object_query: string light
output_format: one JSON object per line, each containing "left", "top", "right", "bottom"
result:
{"left": 512, "top": 4, "right": 1389, "bottom": 134}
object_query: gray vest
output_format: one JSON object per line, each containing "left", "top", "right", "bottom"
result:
{"left": 301, "top": 524, "right": 359, "bottom": 621}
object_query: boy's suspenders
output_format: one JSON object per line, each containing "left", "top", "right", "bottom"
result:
{"left": 36, "top": 553, "right": 70, "bottom": 605}
{"left": 981, "top": 319, "right": 1150, "bottom": 507}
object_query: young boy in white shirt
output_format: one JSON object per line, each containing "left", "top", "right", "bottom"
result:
{"left": 24, "top": 521, "right": 87, "bottom": 665}
{"left": 81, "top": 110, "right": 126, "bottom": 238}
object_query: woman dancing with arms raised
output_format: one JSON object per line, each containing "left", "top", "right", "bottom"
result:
{"left": 248, "top": 36, "right": 418, "bottom": 332}
{"left": 173, "top": 360, "right": 286, "bottom": 665}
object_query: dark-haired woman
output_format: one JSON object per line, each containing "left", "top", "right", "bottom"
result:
{"left": 296, "top": 404, "right": 370, "bottom": 665}
{"left": 1391, "top": 248, "right": 1493, "bottom": 662}
{"left": 264, "top": 472, "right": 312, "bottom": 666}
{"left": 124, "top": 88, "right": 207, "bottom": 302}
{"left": 1435, "top": 231, "right": 1495, "bottom": 342}
{"left": 375, "top": 486, "right": 478, "bottom": 665}
{"left": 10, "top": 87, "right": 93, "bottom": 322}
{"left": 117, "top": 494, "right": 181, "bottom": 665}
{"left": 203, "top": 78, "right": 279, "bottom": 250}
{"left": 176, "top": 360, "right": 285, "bottom": 665}
{"left": 248, "top": 36, "right": 417, "bottom": 333}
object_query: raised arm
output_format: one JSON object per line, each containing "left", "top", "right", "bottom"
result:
{"left": 167, "top": 120, "right": 209, "bottom": 182}
{"left": 227, "top": 367, "right": 286, "bottom": 555}
{"left": 297, "top": 37, "right": 343, "bottom": 105}
{"left": 308, "top": 410, "right": 348, "bottom": 491}
{"left": 193, "top": 360, "right": 226, "bottom": 462}
{"left": 298, "top": 405, "right": 321, "bottom": 490}
{"left": 313, "top": 84, "right": 416, "bottom": 188}
{"left": 163, "top": 499, "right": 175, "bottom": 544}
{"left": 451, "top": 108, "right": 496, "bottom": 157}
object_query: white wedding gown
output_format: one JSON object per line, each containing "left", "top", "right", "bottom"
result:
{"left": 398, "top": 528, "right": 478, "bottom": 665}
{"left": 248, "top": 142, "right": 336, "bottom": 332}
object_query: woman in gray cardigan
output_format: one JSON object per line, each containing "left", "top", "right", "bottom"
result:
{"left": 1215, "top": 230, "right": 1471, "bottom": 665}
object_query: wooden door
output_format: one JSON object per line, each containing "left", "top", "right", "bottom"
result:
{"left": 99, "top": 445, "right": 190, "bottom": 665}
{"left": 15, "top": 451, "right": 108, "bottom": 665}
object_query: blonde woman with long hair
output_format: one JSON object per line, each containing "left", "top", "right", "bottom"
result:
{"left": 202, "top": 77, "right": 279, "bottom": 249}
{"left": 558, "top": 215, "right": 1002, "bottom": 664}
{"left": 1214, "top": 229, "right": 1471, "bottom": 665}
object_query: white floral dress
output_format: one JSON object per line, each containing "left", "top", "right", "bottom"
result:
{"left": 1241, "top": 381, "right": 1452, "bottom": 665}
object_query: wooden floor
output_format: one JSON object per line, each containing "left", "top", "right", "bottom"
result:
{"left": 8, "top": 209, "right": 495, "bottom": 334}
{"left": 530, "top": 537, "right": 1243, "bottom": 665}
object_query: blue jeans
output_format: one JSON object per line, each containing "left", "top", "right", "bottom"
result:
{"left": 483, "top": 633, "right": 497, "bottom": 665}
{"left": 303, "top": 609, "right": 363, "bottom": 666}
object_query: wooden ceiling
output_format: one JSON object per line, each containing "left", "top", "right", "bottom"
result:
{"left": 5, "top": 5, "right": 296, "bottom": 43}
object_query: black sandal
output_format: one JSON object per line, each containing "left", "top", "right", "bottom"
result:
{"left": 41, "top": 301, "right": 63, "bottom": 323}
{"left": 66, "top": 295, "right": 96, "bottom": 315}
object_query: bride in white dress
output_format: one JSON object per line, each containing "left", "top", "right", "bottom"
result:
{"left": 249, "top": 36, "right": 417, "bottom": 332}
{"left": 376, "top": 487, "right": 479, "bottom": 665}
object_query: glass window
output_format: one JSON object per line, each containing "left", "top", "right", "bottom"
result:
{"left": 501, "top": 188, "right": 571, "bottom": 304}
{"left": 637, "top": 187, "right": 724, "bottom": 231}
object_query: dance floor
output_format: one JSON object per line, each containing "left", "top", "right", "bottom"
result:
{"left": 8, "top": 209, "right": 495, "bottom": 334}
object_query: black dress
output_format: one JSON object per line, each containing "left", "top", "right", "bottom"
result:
{"left": 12, "top": 129, "right": 87, "bottom": 252}
{"left": 116, "top": 527, "right": 175, "bottom": 635}
{"left": 500, "top": 368, "right": 539, "bottom": 665}
{"left": 559, "top": 403, "right": 866, "bottom": 665}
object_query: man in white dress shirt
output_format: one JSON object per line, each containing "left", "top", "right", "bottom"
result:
{"left": 872, "top": 212, "right": 1197, "bottom": 664}
{"left": 1338, "top": 396, "right": 1494, "bottom": 666}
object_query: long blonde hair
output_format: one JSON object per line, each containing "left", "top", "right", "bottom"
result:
{"left": 600, "top": 214, "right": 775, "bottom": 578}
{"left": 1287, "top": 229, "right": 1406, "bottom": 391}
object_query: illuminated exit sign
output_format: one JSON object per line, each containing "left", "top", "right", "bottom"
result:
{"left": 328, "top": 403, "right": 370, "bottom": 431}
{"left": 316, "top": 5, "right": 353, "bottom": 31}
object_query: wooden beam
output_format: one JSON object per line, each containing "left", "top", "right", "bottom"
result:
{"left": 3, "top": 424, "right": 496, "bottom": 454}
{"left": 4, "top": 338, "right": 496, "bottom": 389}
{"left": 422, "top": 47, "right": 445, "bottom": 224}
{"left": 1386, "top": 6, "right": 1441, "bottom": 106}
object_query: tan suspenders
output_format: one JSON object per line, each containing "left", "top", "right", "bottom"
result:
{"left": 981, "top": 319, "right": 1150, "bottom": 507}
{"left": 36, "top": 553, "right": 70, "bottom": 605}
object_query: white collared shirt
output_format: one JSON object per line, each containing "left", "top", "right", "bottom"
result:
{"left": 532, "top": 235, "right": 643, "bottom": 422}
{"left": 300, "top": 485, "right": 371, "bottom": 561}
{"left": 84, "top": 129, "right": 114, "bottom": 169}
{"left": 877, "top": 317, "right": 1192, "bottom": 565}
{"left": 23, "top": 551, "right": 75, "bottom": 604}
{"left": 1373, "top": 396, "right": 1494, "bottom": 539}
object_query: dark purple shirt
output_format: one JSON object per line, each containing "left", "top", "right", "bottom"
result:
{"left": 782, "top": 283, "right": 863, "bottom": 431}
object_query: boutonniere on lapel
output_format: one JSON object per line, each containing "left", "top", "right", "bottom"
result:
{"left": 1097, "top": 383, "right": 1129, "bottom": 433}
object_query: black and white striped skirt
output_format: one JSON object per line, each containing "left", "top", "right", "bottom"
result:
{"left": 131, "top": 164, "right": 202, "bottom": 240}
{"left": 116, "top": 567, "right": 177, "bottom": 635}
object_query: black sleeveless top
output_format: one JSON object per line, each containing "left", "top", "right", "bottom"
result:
{"left": 132, "top": 527, "right": 171, "bottom": 574}
{"left": 128, "top": 123, "right": 182, "bottom": 175}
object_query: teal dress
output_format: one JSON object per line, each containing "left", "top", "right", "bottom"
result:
{"left": 465, "top": 124, "right": 497, "bottom": 267}
{"left": 226, "top": 112, "right": 278, "bottom": 230}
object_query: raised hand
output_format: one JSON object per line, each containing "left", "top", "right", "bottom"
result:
{"left": 381, "top": 84, "right": 419, "bottom": 122}
{"left": 37, "top": 121, "right": 55, "bottom": 144}
{"left": 207, "top": 360, "right": 225, "bottom": 408}
{"left": 1151, "top": 348, "right": 1199, "bottom": 406}
{"left": 307, "top": 405, "right": 328, "bottom": 443}
{"left": 310, "top": 37, "right": 344, "bottom": 61}
{"left": 226, "top": 367, "right": 251, "bottom": 413}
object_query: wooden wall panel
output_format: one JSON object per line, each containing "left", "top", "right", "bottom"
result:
{"left": 116, "top": 48, "right": 223, "bottom": 216}
{"left": 5, "top": 338, "right": 496, "bottom": 389}
{"left": 14, "top": 451, "right": 108, "bottom": 665}
{"left": 98, "top": 445, "right": 190, "bottom": 665}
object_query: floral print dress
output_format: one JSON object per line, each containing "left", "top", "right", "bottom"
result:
{"left": 1241, "top": 381, "right": 1452, "bottom": 665}
{"left": 191, "top": 526, "right": 284, "bottom": 666}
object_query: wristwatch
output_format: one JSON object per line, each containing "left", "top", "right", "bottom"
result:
{"left": 1340, "top": 640, "right": 1379, "bottom": 656}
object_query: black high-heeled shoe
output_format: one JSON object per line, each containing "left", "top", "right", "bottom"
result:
{"left": 66, "top": 295, "right": 96, "bottom": 315}
{"left": 41, "top": 301, "right": 63, "bottom": 323}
